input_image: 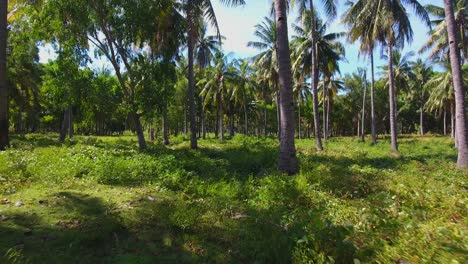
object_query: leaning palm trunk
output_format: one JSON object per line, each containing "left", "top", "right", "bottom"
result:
{"left": 370, "top": 51, "right": 377, "bottom": 145}
{"left": 274, "top": 0, "right": 298, "bottom": 175}
{"left": 387, "top": 41, "right": 398, "bottom": 152}
{"left": 0, "top": 0, "right": 8, "bottom": 150}
{"left": 309, "top": 0, "right": 323, "bottom": 151}
{"left": 444, "top": 0, "right": 468, "bottom": 168}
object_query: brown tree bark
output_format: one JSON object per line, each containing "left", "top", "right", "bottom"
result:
{"left": 131, "top": 111, "right": 147, "bottom": 151}
{"left": 445, "top": 0, "right": 468, "bottom": 167}
{"left": 274, "top": 0, "right": 298, "bottom": 175}
{"left": 387, "top": 41, "right": 398, "bottom": 152}
{"left": 309, "top": 0, "right": 323, "bottom": 151}
{"left": 361, "top": 70, "right": 367, "bottom": 142}
{"left": 59, "top": 108, "right": 70, "bottom": 142}
{"left": 370, "top": 51, "right": 377, "bottom": 145}
{"left": 0, "top": 0, "right": 8, "bottom": 150}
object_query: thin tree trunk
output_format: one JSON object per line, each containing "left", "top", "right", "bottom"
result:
{"left": 419, "top": 101, "right": 424, "bottom": 136}
{"left": 451, "top": 101, "right": 456, "bottom": 139}
{"left": 264, "top": 106, "right": 268, "bottom": 136}
{"left": 219, "top": 98, "right": 224, "bottom": 142}
{"left": 309, "top": 0, "right": 323, "bottom": 151}
{"left": 162, "top": 107, "right": 170, "bottom": 145}
{"left": 323, "top": 80, "right": 327, "bottom": 142}
{"left": 59, "top": 108, "right": 69, "bottom": 142}
{"left": 275, "top": 0, "right": 298, "bottom": 175}
{"left": 370, "top": 51, "right": 377, "bottom": 145}
{"left": 298, "top": 99, "right": 302, "bottom": 140}
{"left": 0, "top": 0, "right": 8, "bottom": 150}
{"left": 243, "top": 89, "right": 248, "bottom": 135}
{"left": 326, "top": 94, "right": 330, "bottom": 140}
{"left": 444, "top": 104, "right": 447, "bottom": 136}
{"left": 387, "top": 41, "right": 398, "bottom": 152}
{"left": 183, "top": 104, "right": 188, "bottom": 135}
{"left": 201, "top": 97, "right": 206, "bottom": 139}
{"left": 187, "top": 19, "right": 198, "bottom": 149}
{"left": 131, "top": 111, "right": 147, "bottom": 151}
{"left": 361, "top": 71, "right": 367, "bottom": 142}
{"left": 276, "top": 91, "right": 281, "bottom": 140}
{"left": 68, "top": 107, "right": 74, "bottom": 138}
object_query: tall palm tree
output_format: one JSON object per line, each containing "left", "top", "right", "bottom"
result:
{"left": 291, "top": 10, "right": 344, "bottom": 143}
{"left": 410, "top": 59, "right": 432, "bottom": 135}
{"left": 444, "top": 0, "right": 468, "bottom": 168}
{"left": 343, "top": 0, "right": 384, "bottom": 145}
{"left": 230, "top": 58, "right": 254, "bottom": 135}
{"left": 248, "top": 17, "right": 281, "bottom": 139}
{"left": 291, "top": 0, "right": 338, "bottom": 151}
{"left": 274, "top": 0, "right": 298, "bottom": 175}
{"left": 344, "top": 0, "right": 430, "bottom": 152}
{"left": 195, "top": 23, "right": 223, "bottom": 139}
{"left": 184, "top": 0, "right": 245, "bottom": 149}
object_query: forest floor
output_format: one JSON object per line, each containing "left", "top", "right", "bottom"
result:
{"left": 0, "top": 134, "right": 466, "bottom": 263}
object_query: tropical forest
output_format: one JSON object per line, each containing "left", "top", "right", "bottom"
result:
{"left": 0, "top": 0, "right": 467, "bottom": 263}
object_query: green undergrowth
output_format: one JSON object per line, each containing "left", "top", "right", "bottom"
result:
{"left": 0, "top": 134, "right": 466, "bottom": 263}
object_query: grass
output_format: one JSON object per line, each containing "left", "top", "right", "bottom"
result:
{"left": 0, "top": 133, "right": 466, "bottom": 263}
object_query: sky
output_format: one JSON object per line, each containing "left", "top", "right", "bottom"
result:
{"left": 39, "top": 0, "right": 443, "bottom": 76}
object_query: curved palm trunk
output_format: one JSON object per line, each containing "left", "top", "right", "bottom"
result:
{"left": 370, "top": 51, "right": 377, "bottom": 145}
{"left": 275, "top": 0, "right": 298, "bottom": 175}
{"left": 387, "top": 41, "right": 398, "bottom": 152}
{"left": 187, "top": 21, "right": 198, "bottom": 149}
{"left": 309, "top": 0, "right": 323, "bottom": 151}
{"left": 445, "top": 0, "right": 468, "bottom": 167}
{"left": 0, "top": 0, "right": 8, "bottom": 150}
{"left": 361, "top": 71, "right": 367, "bottom": 142}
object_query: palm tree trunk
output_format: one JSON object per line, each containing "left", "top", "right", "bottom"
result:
{"left": 243, "top": 89, "right": 248, "bottom": 135}
{"left": 298, "top": 99, "right": 302, "bottom": 140}
{"left": 131, "top": 111, "right": 147, "bottom": 151}
{"left": 68, "top": 106, "right": 74, "bottom": 138}
{"left": 275, "top": 0, "right": 298, "bottom": 175}
{"left": 451, "top": 101, "right": 456, "bottom": 139}
{"left": 387, "top": 41, "right": 398, "bottom": 152}
{"left": 444, "top": 0, "right": 468, "bottom": 168}
{"left": 361, "top": 71, "right": 367, "bottom": 142}
{"left": 59, "top": 108, "right": 69, "bottom": 142}
{"left": 443, "top": 104, "right": 447, "bottom": 136}
{"left": 326, "top": 97, "right": 330, "bottom": 140}
{"left": 163, "top": 107, "right": 170, "bottom": 145}
{"left": 187, "top": 19, "right": 198, "bottom": 149}
{"left": 419, "top": 101, "right": 424, "bottom": 136}
{"left": 322, "top": 80, "right": 327, "bottom": 142}
{"left": 370, "top": 51, "right": 377, "bottom": 145}
{"left": 276, "top": 91, "right": 281, "bottom": 140}
{"left": 0, "top": 0, "right": 8, "bottom": 150}
{"left": 445, "top": 0, "right": 468, "bottom": 167}
{"left": 219, "top": 100, "right": 224, "bottom": 142}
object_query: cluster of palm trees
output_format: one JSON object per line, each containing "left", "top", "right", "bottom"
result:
{"left": 0, "top": 0, "right": 467, "bottom": 171}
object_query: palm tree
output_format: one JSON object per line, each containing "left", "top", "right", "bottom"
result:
{"left": 410, "top": 59, "right": 432, "bottom": 135}
{"left": 274, "top": 0, "right": 298, "bottom": 175}
{"left": 344, "top": 0, "right": 430, "bottom": 152}
{"left": 421, "top": 1, "right": 468, "bottom": 61}
{"left": 343, "top": 0, "right": 384, "bottom": 145}
{"left": 184, "top": 0, "right": 245, "bottom": 149}
{"left": 199, "top": 51, "right": 231, "bottom": 142}
{"left": 444, "top": 0, "right": 468, "bottom": 168}
{"left": 0, "top": 0, "right": 8, "bottom": 150}
{"left": 291, "top": 10, "right": 344, "bottom": 143}
{"left": 291, "top": 0, "right": 338, "bottom": 151}
{"left": 230, "top": 59, "right": 254, "bottom": 135}
{"left": 248, "top": 17, "right": 281, "bottom": 139}
{"left": 195, "top": 23, "right": 223, "bottom": 139}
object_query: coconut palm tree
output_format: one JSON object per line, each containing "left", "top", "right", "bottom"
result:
{"left": 421, "top": 0, "right": 468, "bottom": 61}
{"left": 230, "top": 59, "right": 254, "bottom": 135}
{"left": 410, "top": 59, "right": 432, "bottom": 135}
{"left": 344, "top": 0, "right": 430, "bottom": 152}
{"left": 444, "top": 0, "right": 468, "bottom": 168}
{"left": 274, "top": 0, "right": 298, "bottom": 174}
{"left": 248, "top": 17, "right": 282, "bottom": 139}
{"left": 291, "top": 11, "right": 344, "bottom": 143}
{"left": 183, "top": 0, "right": 245, "bottom": 149}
